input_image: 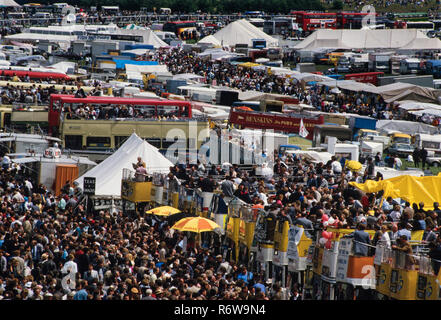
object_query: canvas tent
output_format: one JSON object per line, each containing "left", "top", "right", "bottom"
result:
{"left": 294, "top": 29, "right": 441, "bottom": 51}
{"left": 198, "top": 35, "right": 222, "bottom": 47}
{"left": 0, "top": 0, "right": 20, "bottom": 6}
{"left": 376, "top": 119, "right": 439, "bottom": 135}
{"left": 210, "top": 19, "right": 279, "bottom": 47}
{"left": 76, "top": 133, "right": 173, "bottom": 197}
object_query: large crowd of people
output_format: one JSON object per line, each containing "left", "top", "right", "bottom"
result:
{"left": 1, "top": 143, "right": 441, "bottom": 300}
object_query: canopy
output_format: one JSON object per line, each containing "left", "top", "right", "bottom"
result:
{"left": 376, "top": 119, "right": 439, "bottom": 135}
{"left": 113, "top": 59, "right": 158, "bottom": 70}
{"left": 198, "top": 35, "right": 222, "bottom": 47}
{"left": 76, "top": 133, "right": 173, "bottom": 197}
{"left": 146, "top": 206, "right": 181, "bottom": 217}
{"left": 0, "top": 0, "right": 20, "bottom": 6}
{"left": 125, "top": 64, "right": 168, "bottom": 75}
{"left": 239, "top": 62, "right": 262, "bottom": 68}
{"left": 172, "top": 217, "right": 221, "bottom": 233}
{"left": 350, "top": 174, "right": 441, "bottom": 210}
{"left": 294, "top": 29, "right": 440, "bottom": 51}
{"left": 210, "top": 19, "right": 279, "bottom": 47}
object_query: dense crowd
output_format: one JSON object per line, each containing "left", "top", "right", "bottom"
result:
{"left": 1, "top": 143, "right": 441, "bottom": 300}
{"left": 151, "top": 48, "right": 441, "bottom": 127}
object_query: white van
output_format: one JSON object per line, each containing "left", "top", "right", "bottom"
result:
{"left": 414, "top": 133, "right": 441, "bottom": 156}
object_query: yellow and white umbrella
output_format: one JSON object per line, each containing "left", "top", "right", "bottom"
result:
{"left": 171, "top": 217, "right": 220, "bottom": 233}
{"left": 146, "top": 206, "right": 181, "bottom": 217}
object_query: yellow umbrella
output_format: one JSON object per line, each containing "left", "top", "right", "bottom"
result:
{"left": 171, "top": 217, "right": 220, "bottom": 233}
{"left": 146, "top": 206, "right": 181, "bottom": 217}
{"left": 345, "top": 160, "right": 362, "bottom": 172}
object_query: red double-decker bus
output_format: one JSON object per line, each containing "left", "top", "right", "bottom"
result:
{"left": 48, "top": 94, "right": 193, "bottom": 135}
{"left": 336, "top": 12, "right": 379, "bottom": 29}
{"left": 294, "top": 12, "right": 337, "bottom": 32}
{"left": 228, "top": 109, "right": 324, "bottom": 140}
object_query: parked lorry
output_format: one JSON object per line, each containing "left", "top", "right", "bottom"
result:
{"left": 399, "top": 58, "right": 421, "bottom": 75}
{"left": 425, "top": 60, "right": 441, "bottom": 79}
{"left": 368, "top": 52, "right": 392, "bottom": 73}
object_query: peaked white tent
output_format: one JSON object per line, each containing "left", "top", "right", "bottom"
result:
{"left": 198, "top": 35, "right": 222, "bottom": 47}
{"left": 76, "top": 133, "right": 173, "bottom": 197}
{"left": 210, "top": 19, "right": 279, "bottom": 47}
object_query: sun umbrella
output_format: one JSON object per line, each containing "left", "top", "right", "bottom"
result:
{"left": 171, "top": 217, "right": 221, "bottom": 233}
{"left": 146, "top": 206, "right": 181, "bottom": 217}
{"left": 345, "top": 160, "right": 362, "bottom": 172}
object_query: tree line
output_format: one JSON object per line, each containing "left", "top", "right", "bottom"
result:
{"left": 43, "top": 0, "right": 325, "bottom": 13}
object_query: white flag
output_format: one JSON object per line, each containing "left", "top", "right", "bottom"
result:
{"left": 299, "top": 118, "right": 309, "bottom": 138}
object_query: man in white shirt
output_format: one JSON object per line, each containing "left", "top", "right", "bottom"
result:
{"left": 331, "top": 156, "right": 342, "bottom": 174}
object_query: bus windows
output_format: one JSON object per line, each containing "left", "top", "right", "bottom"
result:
{"left": 180, "top": 106, "right": 189, "bottom": 118}
{"left": 65, "top": 135, "right": 83, "bottom": 150}
{"left": 115, "top": 136, "right": 129, "bottom": 149}
{"left": 422, "top": 141, "right": 440, "bottom": 150}
{"left": 145, "top": 138, "right": 161, "bottom": 149}
{"left": 138, "top": 105, "right": 156, "bottom": 118}
{"left": 86, "top": 136, "right": 111, "bottom": 150}
{"left": 157, "top": 105, "right": 179, "bottom": 118}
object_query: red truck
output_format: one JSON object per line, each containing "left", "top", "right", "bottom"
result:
{"left": 344, "top": 72, "right": 384, "bottom": 86}
{"left": 229, "top": 109, "right": 324, "bottom": 140}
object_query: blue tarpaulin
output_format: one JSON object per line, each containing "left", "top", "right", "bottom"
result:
{"left": 112, "top": 59, "right": 159, "bottom": 70}
{"left": 124, "top": 44, "right": 154, "bottom": 50}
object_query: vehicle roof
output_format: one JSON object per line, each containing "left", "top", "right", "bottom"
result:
{"left": 359, "top": 129, "right": 378, "bottom": 133}
{"left": 391, "top": 133, "right": 411, "bottom": 137}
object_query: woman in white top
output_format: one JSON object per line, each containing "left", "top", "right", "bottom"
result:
{"left": 378, "top": 225, "right": 391, "bottom": 249}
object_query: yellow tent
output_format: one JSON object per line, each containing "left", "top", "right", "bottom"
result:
{"left": 238, "top": 62, "right": 262, "bottom": 68}
{"left": 349, "top": 173, "right": 441, "bottom": 210}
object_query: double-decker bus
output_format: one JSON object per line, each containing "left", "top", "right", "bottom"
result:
{"left": 48, "top": 95, "right": 209, "bottom": 152}
{"left": 336, "top": 12, "right": 379, "bottom": 29}
{"left": 263, "top": 17, "right": 298, "bottom": 35}
{"left": 294, "top": 12, "right": 337, "bottom": 33}
{"left": 162, "top": 21, "right": 198, "bottom": 40}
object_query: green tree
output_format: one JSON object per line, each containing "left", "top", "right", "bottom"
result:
{"left": 332, "top": 0, "right": 343, "bottom": 10}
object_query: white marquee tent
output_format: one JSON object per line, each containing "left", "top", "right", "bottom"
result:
{"left": 210, "top": 19, "right": 279, "bottom": 48}
{"left": 294, "top": 29, "right": 441, "bottom": 51}
{"left": 198, "top": 35, "right": 222, "bottom": 47}
{"left": 76, "top": 133, "right": 173, "bottom": 197}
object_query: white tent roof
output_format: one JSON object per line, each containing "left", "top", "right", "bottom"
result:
{"left": 0, "top": 0, "right": 20, "bottom": 6}
{"left": 210, "top": 19, "right": 279, "bottom": 47}
{"left": 76, "top": 133, "right": 173, "bottom": 197}
{"left": 104, "top": 28, "right": 167, "bottom": 48}
{"left": 198, "top": 35, "right": 222, "bottom": 46}
{"left": 125, "top": 64, "right": 169, "bottom": 74}
{"left": 294, "top": 29, "right": 439, "bottom": 51}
